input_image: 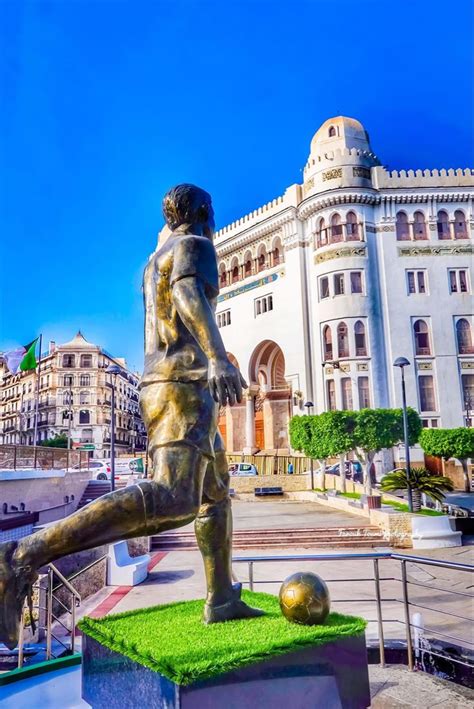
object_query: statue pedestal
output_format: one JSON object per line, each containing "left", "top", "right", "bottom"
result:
{"left": 80, "top": 591, "right": 370, "bottom": 709}
{"left": 82, "top": 633, "right": 370, "bottom": 709}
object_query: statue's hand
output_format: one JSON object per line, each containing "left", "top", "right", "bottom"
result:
{"left": 209, "top": 358, "right": 248, "bottom": 406}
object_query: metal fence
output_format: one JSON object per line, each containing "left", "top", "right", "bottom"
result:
{"left": 0, "top": 444, "right": 91, "bottom": 471}
{"left": 227, "top": 454, "right": 311, "bottom": 476}
{"left": 232, "top": 551, "right": 473, "bottom": 674}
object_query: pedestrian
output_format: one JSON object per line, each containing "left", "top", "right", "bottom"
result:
{"left": 288, "top": 461, "right": 294, "bottom": 475}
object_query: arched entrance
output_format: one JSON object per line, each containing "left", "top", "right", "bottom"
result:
{"left": 248, "top": 341, "right": 291, "bottom": 452}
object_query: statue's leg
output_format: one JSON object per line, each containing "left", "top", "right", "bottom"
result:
{"left": 0, "top": 444, "right": 207, "bottom": 648}
{"left": 195, "top": 436, "right": 264, "bottom": 623}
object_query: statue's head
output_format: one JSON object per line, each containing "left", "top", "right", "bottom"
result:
{"left": 162, "top": 184, "right": 215, "bottom": 238}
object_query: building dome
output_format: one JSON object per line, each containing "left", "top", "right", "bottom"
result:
{"left": 303, "top": 116, "right": 379, "bottom": 193}
{"left": 310, "top": 116, "right": 371, "bottom": 154}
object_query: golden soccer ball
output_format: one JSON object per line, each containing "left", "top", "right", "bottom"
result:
{"left": 279, "top": 571, "right": 331, "bottom": 625}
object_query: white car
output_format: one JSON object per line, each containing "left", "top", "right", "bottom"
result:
{"left": 69, "top": 458, "right": 144, "bottom": 482}
{"left": 229, "top": 463, "right": 258, "bottom": 476}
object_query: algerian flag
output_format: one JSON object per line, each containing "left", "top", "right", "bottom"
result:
{"left": 3, "top": 339, "right": 39, "bottom": 374}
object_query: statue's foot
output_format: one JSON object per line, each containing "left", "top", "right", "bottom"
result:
{"left": 0, "top": 541, "right": 37, "bottom": 650}
{"left": 203, "top": 582, "right": 265, "bottom": 624}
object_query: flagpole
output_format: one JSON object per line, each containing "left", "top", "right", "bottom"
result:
{"left": 33, "top": 334, "right": 43, "bottom": 447}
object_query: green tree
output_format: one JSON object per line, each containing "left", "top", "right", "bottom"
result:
{"left": 380, "top": 466, "right": 454, "bottom": 512}
{"left": 39, "top": 433, "right": 68, "bottom": 449}
{"left": 420, "top": 428, "right": 474, "bottom": 492}
{"left": 352, "top": 408, "right": 422, "bottom": 495}
{"left": 290, "top": 412, "right": 355, "bottom": 490}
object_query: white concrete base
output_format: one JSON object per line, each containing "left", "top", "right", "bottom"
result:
{"left": 411, "top": 516, "right": 462, "bottom": 549}
{"left": 107, "top": 540, "right": 150, "bottom": 586}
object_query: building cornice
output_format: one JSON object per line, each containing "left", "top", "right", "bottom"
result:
{"left": 215, "top": 207, "right": 297, "bottom": 257}
{"left": 297, "top": 189, "right": 380, "bottom": 220}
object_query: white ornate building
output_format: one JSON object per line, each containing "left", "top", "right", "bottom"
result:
{"left": 0, "top": 332, "right": 146, "bottom": 457}
{"left": 215, "top": 116, "right": 474, "bottom": 456}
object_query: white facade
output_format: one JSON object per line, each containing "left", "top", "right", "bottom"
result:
{"left": 214, "top": 116, "right": 474, "bottom": 454}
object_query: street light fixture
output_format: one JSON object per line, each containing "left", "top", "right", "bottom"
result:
{"left": 304, "top": 401, "right": 315, "bottom": 489}
{"left": 393, "top": 357, "right": 413, "bottom": 513}
{"left": 106, "top": 364, "right": 121, "bottom": 491}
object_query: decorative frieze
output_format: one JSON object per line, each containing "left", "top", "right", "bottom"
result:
{"left": 357, "top": 363, "right": 369, "bottom": 371}
{"left": 417, "top": 362, "right": 433, "bottom": 371}
{"left": 303, "top": 178, "right": 314, "bottom": 194}
{"left": 460, "top": 362, "right": 474, "bottom": 370}
{"left": 376, "top": 225, "right": 395, "bottom": 232}
{"left": 217, "top": 272, "right": 280, "bottom": 303}
{"left": 398, "top": 244, "right": 473, "bottom": 257}
{"left": 340, "top": 363, "right": 351, "bottom": 373}
{"left": 322, "top": 168, "right": 342, "bottom": 182}
{"left": 315, "top": 246, "right": 367, "bottom": 264}
{"left": 353, "top": 167, "right": 371, "bottom": 179}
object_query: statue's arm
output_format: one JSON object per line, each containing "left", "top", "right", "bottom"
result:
{"left": 172, "top": 276, "right": 246, "bottom": 406}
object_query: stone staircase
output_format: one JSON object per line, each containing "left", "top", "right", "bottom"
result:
{"left": 150, "top": 525, "right": 386, "bottom": 551}
{"left": 76, "top": 480, "right": 112, "bottom": 509}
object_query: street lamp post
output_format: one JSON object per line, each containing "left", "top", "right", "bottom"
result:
{"left": 394, "top": 357, "right": 413, "bottom": 513}
{"left": 106, "top": 364, "right": 121, "bottom": 492}
{"left": 304, "top": 401, "right": 314, "bottom": 489}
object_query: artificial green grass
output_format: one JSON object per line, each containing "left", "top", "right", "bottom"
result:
{"left": 79, "top": 590, "right": 366, "bottom": 686}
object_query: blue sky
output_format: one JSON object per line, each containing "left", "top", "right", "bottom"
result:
{"left": 1, "top": 0, "right": 472, "bottom": 371}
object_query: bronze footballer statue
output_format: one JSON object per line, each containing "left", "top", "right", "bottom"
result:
{"left": 0, "top": 184, "right": 263, "bottom": 649}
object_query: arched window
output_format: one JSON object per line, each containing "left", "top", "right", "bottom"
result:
{"left": 317, "top": 218, "right": 327, "bottom": 248}
{"left": 272, "top": 237, "right": 283, "bottom": 266}
{"left": 396, "top": 212, "right": 410, "bottom": 241}
{"left": 257, "top": 246, "right": 267, "bottom": 272}
{"left": 328, "top": 126, "right": 336, "bottom": 137}
{"left": 219, "top": 263, "right": 227, "bottom": 288}
{"left": 230, "top": 258, "right": 239, "bottom": 284}
{"left": 437, "top": 210, "right": 450, "bottom": 239}
{"left": 456, "top": 319, "right": 473, "bottom": 355}
{"left": 337, "top": 322, "right": 349, "bottom": 358}
{"left": 79, "top": 391, "right": 90, "bottom": 405}
{"left": 63, "top": 374, "right": 74, "bottom": 387}
{"left": 79, "top": 409, "right": 90, "bottom": 424}
{"left": 243, "top": 251, "right": 253, "bottom": 277}
{"left": 413, "top": 319, "right": 431, "bottom": 355}
{"left": 331, "top": 213, "right": 343, "bottom": 242}
{"left": 354, "top": 321, "right": 367, "bottom": 356}
{"left": 62, "top": 354, "right": 75, "bottom": 368}
{"left": 80, "top": 374, "right": 90, "bottom": 386}
{"left": 63, "top": 391, "right": 73, "bottom": 405}
{"left": 346, "top": 211, "right": 359, "bottom": 240}
{"left": 454, "top": 210, "right": 468, "bottom": 239}
{"left": 323, "top": 325, "right": 333, "bottom": 361}
{"left": 413, "top": 211, "right": 427, "bottom": 240}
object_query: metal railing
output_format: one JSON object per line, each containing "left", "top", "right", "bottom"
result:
{"left": 0, "top": 444, "right": 91, "bottom": 471}
{"left": 17, "top": 563, "right": 81, "bottom": 668}
{"left": 232, "top": 551, "right": 473, "bottom": 673}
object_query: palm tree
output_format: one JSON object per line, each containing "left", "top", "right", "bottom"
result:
{"left": 380, "top": 467, "right": 454, "bottom": 512}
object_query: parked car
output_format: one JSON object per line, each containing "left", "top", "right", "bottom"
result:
{"left": 229, "top": 463, "right": 258, "bottom": 476}
{"left": 321, "top": 461, "right": 363, "bottom": 483}
{"left": 68, "top": 458, "right": 144, "bottom": 482}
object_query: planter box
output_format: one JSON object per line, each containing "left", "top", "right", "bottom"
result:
{"left": 82, "top": 633, "right": 370, "bottom": 709}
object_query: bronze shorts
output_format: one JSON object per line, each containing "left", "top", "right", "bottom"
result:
{"left": 139, "top": 380, "right": 224, "bottom": 460}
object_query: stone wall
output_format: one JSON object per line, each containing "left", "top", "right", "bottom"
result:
{"left": 443, "top": 460, "right": 472, "bottom": 490}
{"left": 0, "top": 469, "right": 91, "bottom": 521}
{"left": 369, "top": 509, "right": 413, "bottom": 548}
{"left": 231, "top": 473, "right": 311, "bottom": 494}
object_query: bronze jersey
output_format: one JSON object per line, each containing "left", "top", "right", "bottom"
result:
{"left": 141, "top": 232, "right": 219, "bottom": 385}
